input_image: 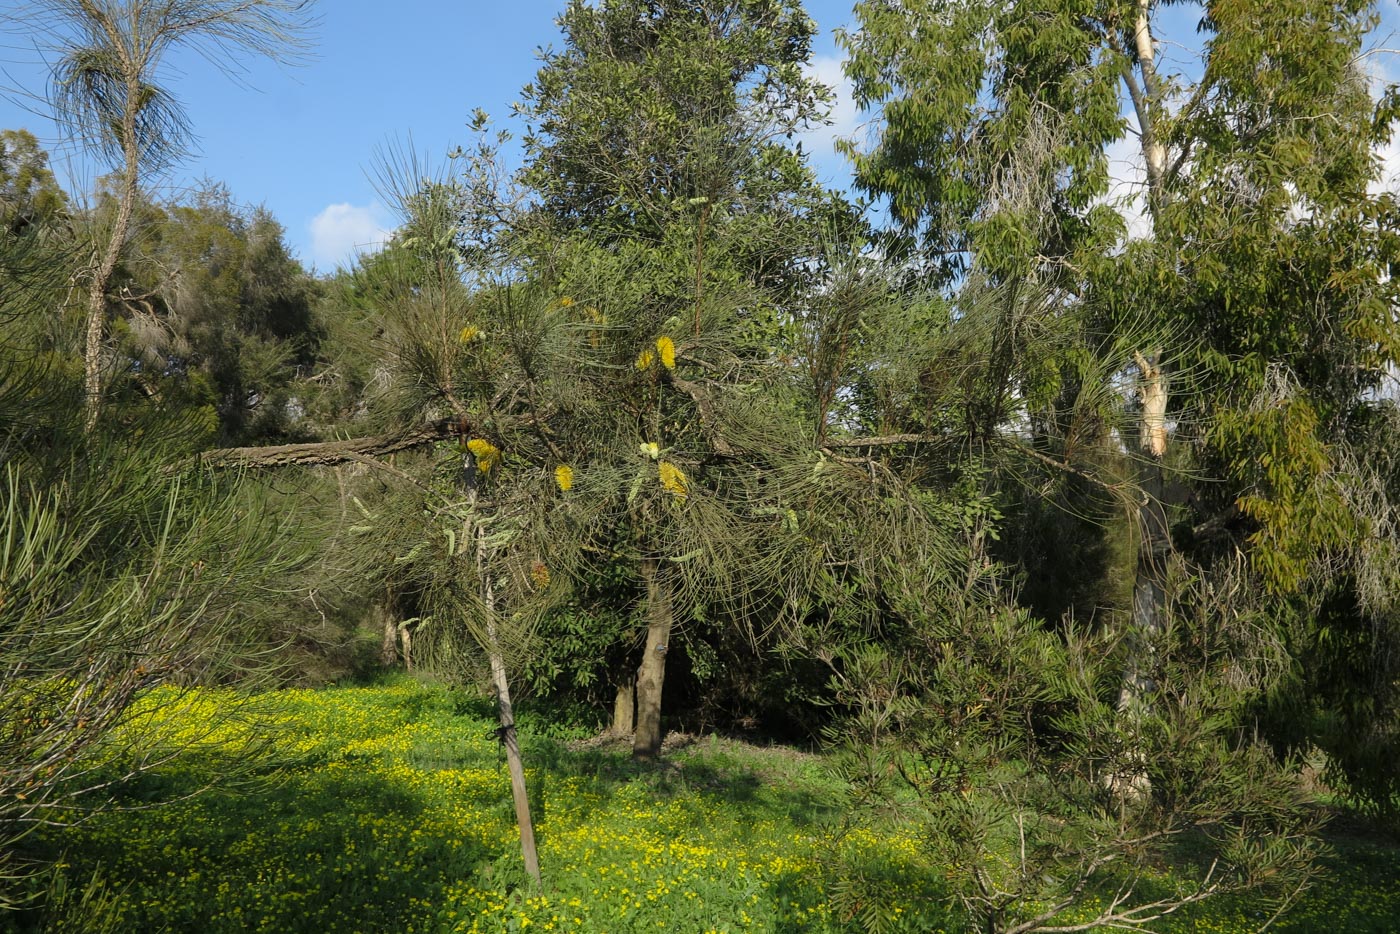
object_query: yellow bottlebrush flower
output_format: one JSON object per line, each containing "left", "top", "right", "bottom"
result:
{"left": 656, "top": 335, "right": 676, "bottom": 370}
{"left": 459, "top": 325, "right": 481, "bottom": 343}
{"left": 639, "top": 441, "right": 660, "bottom": 460}
{"left": 555, "top": 464, "right": 574, "bottom": 492}
{"left": 635, "top": 348, "right": 656, "bottom": 371}
{"left": 587, "top": 309, "right": 607, "bottom": 348}
{"left": 659, "top": 461, "right": 688, "bottom": 501}
{"left": 557, "top": 296, "right": 575, "bottom": 308}
{"left": 466, "top": 438, "right": 501, "bottom": 474}
{"left": 530, "top": 561, "right": 550, "bottom": 588}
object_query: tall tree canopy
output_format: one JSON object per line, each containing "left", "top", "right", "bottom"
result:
{"left": 841, "top": 0, "right": 1400, "bottom": 808}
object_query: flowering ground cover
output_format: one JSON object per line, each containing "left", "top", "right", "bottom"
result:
{"left": 13, "top": 680, "right": 1400, "bottom": 933}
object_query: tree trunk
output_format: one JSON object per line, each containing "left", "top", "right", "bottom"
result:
{"left": 477, "top": 519, "right": 541, "bottom": 884}
{"left": 1130, "top": 351, "right": 1170, "bottom": 663}
{"left": 83, "top": 78, "right": 143, "bottom": 432}
{"left": 633, "top": 556, "right": 673, "bottom": 759}
{"left": 399, "top": 622, "right": 413, "bottom": 672}
{"left": 612, "top": 678, "right": 635, "bottom": 736}
{"left": 1112, "top": 353, "right": 1171, "bottom": 798}
{"left": 1106, "top": 4, "right": 1172, "bottom": 800}
{"left": 379, "top": 604, "right": 399, "bottom": 667}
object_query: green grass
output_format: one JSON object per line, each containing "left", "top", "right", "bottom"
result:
{"left": 10, "top": 680, "right": 1399, "bottom": 933}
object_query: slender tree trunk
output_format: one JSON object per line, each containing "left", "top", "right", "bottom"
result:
{"left": 84, "top": 85, "right": 142, "bottom": 432}
{"left": 378, "top": 602, "right": 399, "bottom": 667}
{"left": 1126, "top": 0, "right": 1171, "bottom": 665}
{"left": 612, "top": 678, "right": 635, "bottom": 736}
{"left": 633, "top": 556, "right": 673, "bottom": 759}
{"left": 400, "top": 623, "right": 413, "bottom": 672}
{"left": 1132, "top": 0, "right": 1166, "bottom": 194}
{"left": 476, "top": 518, "right": 541, "bottom": 884}
{"left": 1106, "top": 2, "right": 1173, "bottom": 800}
{"left": 1111, "top": 356, "right": 1170, "bottom": 797}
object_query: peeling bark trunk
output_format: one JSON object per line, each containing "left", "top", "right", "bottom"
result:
{"left": 1106, "top": 2, "right": 1173, "bottom": 801}
{"left": 633, "top": 556, "right": 673, "bottom": 759}
{"left": 1133, "top": 352, "right": 1168, "bottom": 459}
{"left": 399, "top": 623, "right": 413, "bottom": 672}
{"left": 612, "top": 678, "right": 635, "bottom": 736}
{"left": 1112, "top": 354, "right": 1172, "bottom": 798}
{"left": 83, "top": 81, "right": 143, "bottom": 432}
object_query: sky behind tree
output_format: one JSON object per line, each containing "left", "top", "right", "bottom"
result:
{"left": 0, "top": 0, "right": 861, "bottom": 270}
{"left": 1, "top": 0, "right": 1396, "bottom": 271}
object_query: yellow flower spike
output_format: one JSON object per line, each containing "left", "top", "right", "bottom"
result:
{"left": 557, "top": 296, "right": 575, "bottom": 308}
{"left": 635, "top": 348, "right": 656, "bottom": 371}
{"left": 639, "top": 442, "right": 660, "bottom": 460}
{"left": 584, "top": 308, "right": 607, "bottom": 348}
{"left": 530, "top": 561, "right": 550, "bottom": 588}
{"left": 656, "top": 335, "right": 676, "bottom": 370}
{"left": 459, "top": 325, "right": 481, "bottom": 343}
{"left": 466, "top": 438, "right": 502, "bottom": 474}
{"left": 555, "top": 464, "right": 574, "bottom": 492}
{"left": 659, "top": 461, "right": 688, "bottom": 501}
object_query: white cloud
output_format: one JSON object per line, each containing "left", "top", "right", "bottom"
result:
{"left": 308, "top": 202, "right": 393, "bottom": 271}
{"left": 1364, "top": 52, "right": 1400, "bottom": 194}
{"left": 1101, "top": 131, "right": 1154, "bottom": 242}
{"left": 799, "top": 54, "right": 860, "bottom": 185}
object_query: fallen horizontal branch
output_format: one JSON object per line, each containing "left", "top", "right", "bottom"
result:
{"left": 822, "top": 433, "right": 937, "bottom": 448}
{"left": 200, "top": 419, "right": 458, "bottom": 469}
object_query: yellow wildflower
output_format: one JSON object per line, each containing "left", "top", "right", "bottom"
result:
{"left": 555, "top": 465, "right": 574, "bottom": 492}
{"left": 659, "top": 461, "right": 688, "bottom": 501}
{"left": 656, "top": 335, "right": 676, "bottom": 370}
{"left": 635, "top": 348, "right": 656, "bottom": 371}
{"left": 557, "top": 296, "right": 575, "bottom": 308}
{"left": 459, "top": 325, "right": 481, "bottom": 343}
{"left": 466, "top": 438, "right": 502, "bottom": 474}
{"left": 639, "top": 442, "right": 660, "bottom": 460}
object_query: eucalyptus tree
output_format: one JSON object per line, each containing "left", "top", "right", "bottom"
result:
{"left": 0, "top": 129, "right": 68, "bottom": 233}
{"left": 0, "top": 130, "right": 74, "bottom": 323}
{"left": 841, "top": 0, "right": 1400, "bottom": 804}
{"left": 19, "top": 0, "right": 314, "bottom": 430}
{"left": 115, "top": 182, "right": 318, "bottom": 444}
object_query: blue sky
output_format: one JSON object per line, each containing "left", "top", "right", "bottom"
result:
{"left": 0, "top": 0, "right": 861, "bottom": 271}
{"left": 1, "top": 1, "right": 1396, "bottom": 271}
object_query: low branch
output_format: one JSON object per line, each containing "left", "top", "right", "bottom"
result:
{"left": 668, "top": 375, "right": 735, "bottom": 456}
{"left": 200, "top": 419, "right": 458, "bottom": 469}
{"left": 823, "top": 433, "right": 936, "bottom": 448}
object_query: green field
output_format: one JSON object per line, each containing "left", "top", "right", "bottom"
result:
{"left": 14, "top": 681, "right": 1400, "bottom": 933}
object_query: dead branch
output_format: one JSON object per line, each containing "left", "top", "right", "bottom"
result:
{"left": 199, "top": 419, "right": 460, "bottom": 469}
